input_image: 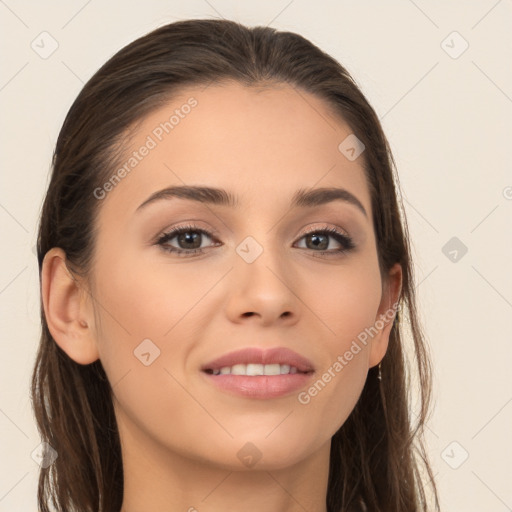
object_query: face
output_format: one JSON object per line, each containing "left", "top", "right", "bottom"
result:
{"left": 81, "top": 82, "right": 399, "bottom": 470}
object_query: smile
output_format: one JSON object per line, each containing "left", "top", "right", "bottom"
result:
{"left": 205, "top": 363, "right": 307, "bottom": 376}
{"left": 201, "top": 347, "right": 315, "bottom": 399}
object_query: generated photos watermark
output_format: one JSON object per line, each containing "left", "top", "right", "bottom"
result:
{"left": 93, "top": 97, "right": 198, "bottom": 200}
{"left": 297, "top": 300, "right": 401, "bottom": 405}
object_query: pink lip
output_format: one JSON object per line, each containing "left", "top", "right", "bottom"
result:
{"left": 201, "top": 347, "right": 315, "bottom": 373}
{"left": 200, "top": 347, "right": 315, "bottom": 400}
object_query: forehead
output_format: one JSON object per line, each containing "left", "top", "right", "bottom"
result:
{"left": 97, "top": 81, "right": 371, "bottom": 220}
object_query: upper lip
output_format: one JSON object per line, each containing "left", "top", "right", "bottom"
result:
{"left": 201, "top": 347, "right": 315, "bottom": 373}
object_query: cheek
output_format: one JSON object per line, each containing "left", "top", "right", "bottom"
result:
{"left": 93, "top": 245, "right": 214, "bottom": 343}
{"left": 307, "top": 258, "right": 382, "bottom": 351}
{"left": 295, "top": 260, "right": 381, "bottom": 428}
{"left": 90, "top": 247, "right": 226, "bottom": 401}
{"left": 90, "top": 253, "right": 213, "bottom": 458}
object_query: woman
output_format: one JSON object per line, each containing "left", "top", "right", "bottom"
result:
{"left": 32, "top": 18, "right": 439, "bottom": 512}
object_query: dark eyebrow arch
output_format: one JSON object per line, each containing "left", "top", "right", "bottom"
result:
{"left": 136, "top": 185, "right": 367, "bottom": 218}
{"left": 291, "top": 187, "right": 367, "bottom": 217}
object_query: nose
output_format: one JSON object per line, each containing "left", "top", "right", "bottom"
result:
{"left": 224, "top": 242, "right": 300, "bottom": 327}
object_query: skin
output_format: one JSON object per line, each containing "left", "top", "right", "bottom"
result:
{"left": 42, "top": 81, "right": 401, "bottom": 512}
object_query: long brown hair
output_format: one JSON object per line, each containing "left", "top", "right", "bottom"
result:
{"left": 31, "top": 18, "right": 439, "bottom": 512}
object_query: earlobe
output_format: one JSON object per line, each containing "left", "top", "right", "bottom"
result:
{"left": 41, "top": 247, "right": 99, "bottom": 365}
{"left": 369, "top": 263, "right": 403, "bottom": 368}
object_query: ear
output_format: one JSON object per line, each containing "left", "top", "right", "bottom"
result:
{"left": 41, "top": 247, "right": 99, "bottom": 365}
{"left": 368, "top": 262, "right": 402, "bottom": 368}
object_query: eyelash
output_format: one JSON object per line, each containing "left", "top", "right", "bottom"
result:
{"left": 155, "top": 223, "right": 355, "bottom": 258}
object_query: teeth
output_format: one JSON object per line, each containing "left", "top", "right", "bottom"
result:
{"left": 246, "top": 363, "right": 264, "bottom": 376}
{"left": 264, "top": 363, "right": 280, "bottom": 375}
{"left": 212, "top": 363, "right": 301, "bottom": 376}
{"left": 231, "top": 364, "right": 246, "bottom": 375}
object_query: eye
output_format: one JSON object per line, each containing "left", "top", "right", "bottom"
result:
{"left": 156, "top": 223, "right": 220, "bottom": 256}
{"left": 294, "top": 226, "right": 355, "bottom": 256}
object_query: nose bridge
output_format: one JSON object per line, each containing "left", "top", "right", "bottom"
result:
{"left": 226, "top": 230, "right": 299, "bottom": 324}
{"left": 235, "top": 232, "right": 289, "bottom": 290}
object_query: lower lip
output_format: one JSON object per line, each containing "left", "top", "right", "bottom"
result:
{"left": 201, "top": 372, "right": 313, "bottom": 399}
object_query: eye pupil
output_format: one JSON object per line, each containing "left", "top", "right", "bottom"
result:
{"left": 178, "top": 232, "right": 202, "bottom": 249}
{"left": 307, "top": 234, "right": 328, "bottom": 250}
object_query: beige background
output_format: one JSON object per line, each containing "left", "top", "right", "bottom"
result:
{"left": 1, "top": 1, "right": 511, "bottom": 510}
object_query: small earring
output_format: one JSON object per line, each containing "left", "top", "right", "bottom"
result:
{"left": 377, "top": 362, "right": 382, "bottom": 381}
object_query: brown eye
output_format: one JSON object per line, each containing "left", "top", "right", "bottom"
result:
{"left": 295, "top": 227, "right": 355, "bottom": 256}
{"left": 156, "top": 224, "right": 219, "bottom": 256}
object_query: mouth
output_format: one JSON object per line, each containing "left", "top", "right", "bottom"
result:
{"left": 200, "top": 347, "right": 315, "bottom": 399}
{"left": 203, "top": 363, "right": 310, "bottom": 376}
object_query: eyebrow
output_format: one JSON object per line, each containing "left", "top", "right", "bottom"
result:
{"left": 136, "top": 185, "right": 367, "bottom": 217}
